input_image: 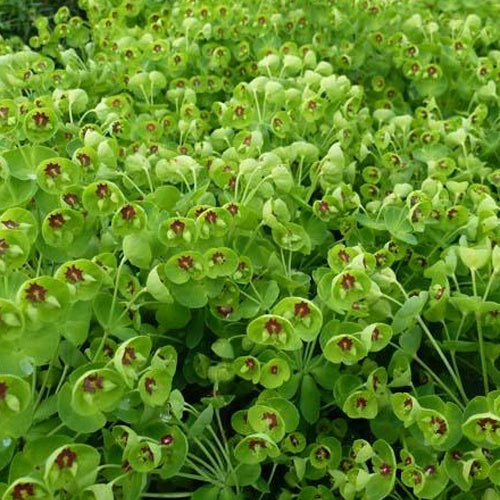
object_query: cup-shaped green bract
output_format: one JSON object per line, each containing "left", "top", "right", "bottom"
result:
{"left": 331, "top": 270, "right": 373, "bottom": 309}
{"left": 17, "top": 276, "right": 70, "bottom": 323}
{"left": 232, "top": 256, "right": 253, "bottom": 284}
{"left": 351, "top": 439, "right": 374, "bottom": 464}
{"left": 125, "top": 440, "right": 162, "bottom": 473}
{"left": 0, "top": 99, "right": 18, "bottom": 134}
{"left": 44, "top": 443, "right": 100, "bottom": 494}
{"left": 364, "top": 440, "right": 397, "bottom": 500}
{"left": 146, "top": 264, "right": 174, "bottom": 304}
{"left": 391, "top": 393, "right": 420, "bottom": 427}
{"left": 0, "top": 207, "right": 38, "bottom": 244}
{"left": 204, "top": 247, "right": 239, "bottom": 279}
{"left": 41, "top": 208, "right": 84, "bottom": 247}
{"left": 82, "top": 180, "right": 125, "bottom": 216}
{"left": 233, "top": 356, "right": 260, "bottom": 384}
{"left": 232, "top": 410, "right": 254, "bottom": 436}
{"left": 272, "top": 297, "right": 322, "bottom": 341}
{"left": 111, "top": 203, "right": 147, "bottom": 236}
{"left": 145, "top": 423, "right": 188, "bottom": 479}
{"left": 2, "top": 478, "right": 51, "bottom": 500}
{"left": 248, "top": 404, "right": 286, "bottom": 442}
{"left": 308, "top": 437, "right": 341, "bottom": 470}
{"left": 402, "top": 462, "right": 448, "bottom": 499}
{"left": 0, "top": 228, "right": 30, "bottom": 272}
{"left": 71, "top": 368, "right": 125, "bottom": 416}
{"left": 139, "top": 368, "right": 172, "bottom": 407}
{"left": 55, "top": 259, "right": 104, "bottom": 301}
{"left": 196, "top": 207, "right": 232, "bottom": 239}
{"left": 164, "top": 251, "right": 206, "bottom": 284}
{"left": 0, "top": 374, "right": 31, "bottom": 417}
{"left": 361, "top": 323, "right": 393, "bottom": 352}
{"left": 343, "top": 390, "right": 379, "bottom": 420}
{"left": 158, "top": 216, "right": 197, "bottom": 247}
{"left": 323, "top": 331, "right": 368, "bottom": 366}
{"left": 282, "top": 432, "right": 307, "bottom": 454}
{"left": 247, "top": 314, "right": 300, "bottom": 351}
{"left": 24, "top": 106, "right": 58, "bottom": 142}
{"left": 0, "top": 299, "right": 24, "bottom": 340}
{"left": 234, "top": 433, "right": 281, "bottom": 464}
{"left": 36, "top": 157, "right": 80, "bottom": 194}
{"left": 151, "top": 345, "right": 178, "bottom": 377}
{"left": 258, "top": 395, "right": 300, "bottom": 433}
{"left": 259, "top": 358, "right": 291, "bottom": 389}
{"left": 113, "top": 336, "right": 152, "bottom": 386}
{"left": 327, "top": 244, "right": 360, "bottom": 273}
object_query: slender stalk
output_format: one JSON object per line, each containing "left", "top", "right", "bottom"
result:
{"left": 471, "top": 270, "right": 489, "bottom": 394}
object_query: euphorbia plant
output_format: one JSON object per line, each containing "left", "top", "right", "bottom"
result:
{"left": 0, "top": 0, "right": 499, "bottom": 499}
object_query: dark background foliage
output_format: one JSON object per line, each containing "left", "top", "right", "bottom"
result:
{"left": 0, "top": 0, "right": 83, "bottom": 40}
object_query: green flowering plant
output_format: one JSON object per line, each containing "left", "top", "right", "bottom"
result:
{"left": 0, "top": 0, "right": 499, "bottom": 499}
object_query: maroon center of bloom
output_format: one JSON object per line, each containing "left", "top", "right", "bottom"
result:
{"left": 65, "top": 265, "right": 84, "bottom": 284}
{"left": 120, "top": 204, "right": 136, "bottom": 220}
{"left": 216, "top": 305, "right": 233, "bottom": 317}
{"left": 0, "top": 239, "right": 9, "bottom": 255}
{"left": 248, "top": 438, "right": 266, "bottom": 451}
{"left": 12, "top": 482, "right": 35, "bottom": 500}
{"left": 270, "top": 365, "right": 278, "bottom": 375}
{"left": 77, "top": 153, "right": 91, "bottom": 167}
{"left": 83, "top": 374, "right": 103, "bottom": 393}
{"left": 140, "top": 446, "right": 154, "bottom": 461}
{"left": 315, "top": 446, "right": 330, "bottom": 460}
{"left": 451, "top": 450, "right": 463, "bottom": 461}
{"left": 371, "top": 328, "right": 380, "bottom": 341}
{"left": 341, "top": 273, "right": 356, "bottom": 290}
{"left": 170, "top": 219, "right": 185, "bottom": 234}
{"left": 265, "top": 318, "right": 282, "bottom": 335}
{"left": 44, "top": 162, "right": 61, "bottom": 178}
{"left": 478, "top": 417, "right": 499, "bottom": 431}
{"left": 338, "top": 250, "right": 350, "bottom": 262}
{"left": 25, "top": 283, "right": 47, "bottom": 303}
{"left": 160, "top": 434, "right": 174, "bottom": 445}
{"left": 55, "top": 448, "right": 77, "bottom": 469}
{"left": 262, "top": 412, "right": 278, "bottom": 430}
{"left": 63, "top": 193, "right": 80, "bottom": 207}
{"left": 337, "top": 336, "right": 353, "bottom": 351}
{"left": 0, "top": 382, "right": 7, "bottom": 400}
{"left": 178, "top": 255, "right": 194, "bottom": 270}
{"left": 379, "top": 463, "right": 391, "bottom": 476}
{"left": 95, "top": 183, "right": 109, "bottom": 199}
{"left": 424, "top": 465, "right": 436, "bottom": 476}
{"left": 235, "top": 106, "right": 245, "bottom": 117}
{"left": 227, "top": 203, "right": 239, "bottom": 215}
{"left": 319, "top": 200, "right": 329, "bottom": 213}
{"left": 2, "top": 220, "right": 19, "bottom": 229}
{"left": 245, "top": 358, "right": 255, "bottom": 369}
{"left": 145, "top": 377, "right": 156, "bottom": 394}
{"left": 273, "top": 117, "right": 283, "bottom": 128}
{"left": 356, "top": 397, "right": 368, "bottom": 408}
{"left": 404, "top": 398, "right": 413, "bottom": 409}
{"left": 294, "top": 301, "right": 310, "bottom": 318}
{"left": 122, "top": 460, "right": 132, "bottom": 472}
{"left": 211, "top": 251, "right": 225, "bottom": 264}
{"left": 48, "top": 213, "right": 65, "bottom": 229}
{"left": 0, "top": 106, "right": 9, "bottom": 119}
{"left": 122, "top": 346, "right": 137, "bottom": 365}
{"left": 32, "top": 111, "right": 49, "bottom": 127}
{"left": 204, "top": 210, "right": 218, "bottom": 224}
{"left": 430, "top": 415, "right": 447, "bottom": 435}
{"left": 307, "top": 100, "right": 317, "bottom": 110}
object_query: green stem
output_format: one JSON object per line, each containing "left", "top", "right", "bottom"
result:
{"left": 141, "top": 494, "right": 193, "bottom": 499}
{"left": 471, "top": 270, "right": 489, "bottom": 394}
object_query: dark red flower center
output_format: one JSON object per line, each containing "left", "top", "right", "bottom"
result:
{"left": 235, "top": 105, "right": 245, "bottom": 117}
{"left": 178, "top": 255, "right": 194, "bottom": 270}
{"left": 262, "top": 412, "right": 278, "bottom": 429}
{"left": 294, "top": 301, "right": 310, "bottom": 318}
{"left": 82, "top": 374, "right": 103, "bottom": 393}
{"left": 77, "top": 153, "right": 91, "bottom": 167}
{"left": 0, "top": 238, "right": 9, "bottom": 255}
{"left": 204, "top": 210, "right": 218, "bottom": 224}
{"left": 160, "top": 434, "right": 174, "bottom": 445}
{"left": 341, "top": 273, "right": 356, "bottom": 290}
{"left": 12, "top": 482, "right": 35, "bottom": 500}
{"left": 32, "top": 111, "right": 49, "bottom": 127}
{"left": 44, "top": 162, "right": 61, "bottom": 178}
{"left": 338, "top": 336, "right": 353, "bottom": 351}
{"left": 2, "top": 220, "right": 19, "bottom": 229}
{"left": 25, "top": 283, "right": 47, "bottom": 303}
{"left": 265, "top": 318, "right": 282, "bottom": 335}
{"left": 48, "top": 213, "right": 65, "bottom": 229}
{"left": 145, "top": 377, "right": 156, "bottom": 394}
{"left": 170, "top": 219, "right": 185, "bottom": 234}
{"left": 379, "top": 463, "right": 391, "bottom": 476}
{"left": 356, "top": 397, "right": 368, "bottom": 408}
{"left": 211, "top": 251, "right": 225, "bottom": 264}
{"left": 0, "top": 382, "right": 7, "bottom": 400}
{"left": 55, "top": 448, "right": 77, "bottom": 469}
{"left": 122, "top": 346, "right": 137, "bottom": 365}
{"left": 95, "top": 183, "right": 109, "bottom": 199}
{"left": 216, "top": 305, "right": 233, "bottom": 317}
{"left": 65, "top": 265, "right": 84, "bottom": 283}
{"left": 120, "top": 204, "right": 136, "bottom": 220}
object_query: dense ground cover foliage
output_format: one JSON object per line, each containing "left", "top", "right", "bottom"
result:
{"left": 0, "top": 0, "right": 499, "bottom": 498}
